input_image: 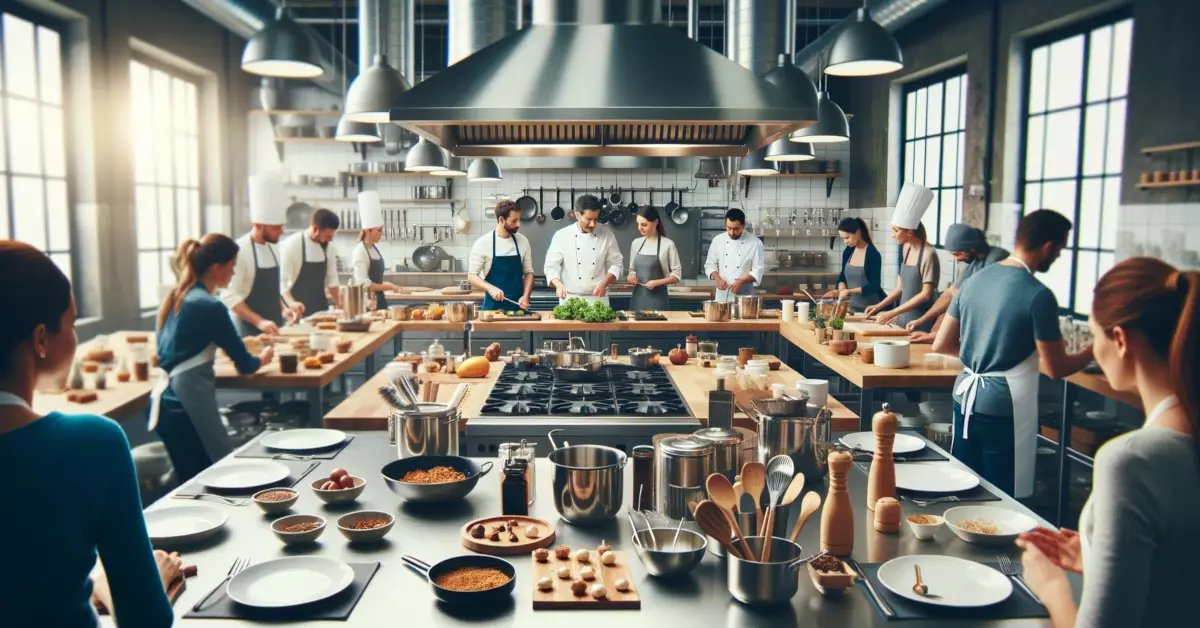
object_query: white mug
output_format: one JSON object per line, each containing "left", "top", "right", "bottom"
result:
{"left": 310, "top": 332, "right": 333, "bottom": 351}
{"left": 796, "top": 302, "right": 811, "bottom": 322}
{"left": 781, "top": 299, "right": 795, "bottom": 321}
{"left": 794, "top": 378, "right": 828, "bottom": 409}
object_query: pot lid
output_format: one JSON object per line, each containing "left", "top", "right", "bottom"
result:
{"left": 692, "top": 427, "right": 742, "bottom": 446}
{"left": 659, "top": 436, "right": 713, "bottom": 457}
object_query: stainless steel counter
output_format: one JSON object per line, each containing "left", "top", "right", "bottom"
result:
{"left": 134, "top": 432, "right": 1078, "bottom": 626}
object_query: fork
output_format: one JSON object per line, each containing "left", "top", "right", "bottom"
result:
{"left": 997, "top": 554, "right": 1042, "bottom": 605}
{"left": 901, "top": 495, "right": 960, "bottom": 507}
{"left": 172, "top": 493, "right": 249, "bottom": 507}
{"left": 271, "top": 453, "right": 313, "bottom": 461}
{"left": 191, "top": 557, "right": 251, "bottom": 612}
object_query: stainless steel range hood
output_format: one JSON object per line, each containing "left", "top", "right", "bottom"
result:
{"left": 389, "top": 0, "right": 816, "bottom": 158}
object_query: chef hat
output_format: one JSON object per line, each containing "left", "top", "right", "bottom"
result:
{"left": 891, "top": 182, "right": 933, "bottom": 231}
{"left": 358, "top": 191, "right": 383, "bottom": 229}
{"left": 248, "top": 173, "right": 286, "bottom": 225}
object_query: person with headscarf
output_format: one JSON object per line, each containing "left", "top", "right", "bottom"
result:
{"left": 907, "top": 223, "right": 1009, "bottom": 343}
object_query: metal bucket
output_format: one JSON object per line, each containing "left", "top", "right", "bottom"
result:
{"left": 726, "top": 537, "right": 816, "bottom": 605}
{"left": 736, "top": 295, "right": 763, "bottom": 320}
{"left": 392, "top": 403, "right": 460, "bottom": 458}
{"left": 547, "top": 429, "right": 627, "bottom": 524}
{"left": 340, "top": 284, "right": 371, "bottom": 318}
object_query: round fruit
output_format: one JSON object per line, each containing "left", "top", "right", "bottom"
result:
{"left": 329, "top": 468, "right": 348, "bottom": 481}
{"left": 338, "top": 474, "right": 355, "bottom": 489}
{"left": 320, "top": 480, "right": 338, "bottom": 491}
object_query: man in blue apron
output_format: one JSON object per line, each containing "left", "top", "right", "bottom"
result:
{"left": 469, "top": 200, "right": 533, "bottom": 311}
{"left": 221, "top": 173, "right": 297, "bottom": 336}
{"left": 545, "top": 194, "right": 624, "bottom": 305}
{"left": 933, "top": 210, "right": 1094, "bottom": 498}
{"left": 703, "top": 208, "right": 765, "bottom": 301}
{"left": 907, "top": 223, "right": 1009, "bottom": 343}
{"left": 280, "top": 208, "right": 342, "bottom": 317}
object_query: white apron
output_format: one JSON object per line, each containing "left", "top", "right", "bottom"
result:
{"left": 0, "top": 391, "right": 30, "bottom": 410}
{"left": 147, "top": 344, "right": 232, "bottom": 462}
{"left": 952, "top": 257, "right": 1039, "bottom": 499}
{"left": 557, "top": 229, "right": 611, "bottom": 306}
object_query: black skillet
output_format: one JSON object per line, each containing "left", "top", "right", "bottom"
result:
{"left": 610, "top": 203, "right": 627, "bottom": 227}
{"left": 598, "top": 187, "right": 611, "bottom": 224}
{"left": 626, "top": 189, "right": 639, "bottom": 215}
{"left": 402, "top": 554, "right": 516, "bottom": 606}
{"left": 516, "top": 190, "right": 538, "bottom": 221}
{"left": 550, "top": 189, "right": 565, "bottom": 221}
{"left": 664, "top": 189, "right": 680, "bottom": 216}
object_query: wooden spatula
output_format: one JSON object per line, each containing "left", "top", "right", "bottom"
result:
{"left": 741, "top": 461, "right": 767, "bottom": 532}
{"left": 789, "top": 491, "right": 823, "bottom": 544}
{"left": 694, "top": 500, "right": 743, "bottom": 559}
{"left": 706, "top": 473, "right": 756, "bottom": 560}
{"left": 780, "top": 473, "right": 806, "bottom": 508}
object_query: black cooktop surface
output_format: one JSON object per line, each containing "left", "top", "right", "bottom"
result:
{"left": 480, "top": 364, "right": 690, "bottom": 418}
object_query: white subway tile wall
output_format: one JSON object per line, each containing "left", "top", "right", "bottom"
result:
{"left": 1116, "top": 202, "right": 1200, "bottom": 269}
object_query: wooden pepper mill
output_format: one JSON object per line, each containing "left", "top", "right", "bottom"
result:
{"left": 874, "top": 497, "right": 901, "bottom": 533}
{"left": 866, "top": 403, "right": 898, "bottom": 511}
{"left": 820, "top": 450, "right": 855, "bottom": 556}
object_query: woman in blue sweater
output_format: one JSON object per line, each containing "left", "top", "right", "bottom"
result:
{"left": 153, "top": 234, "right": 273, "bottom": 482}
{"left": 0, "top": 241, "right": 176, "bottom": 627}
{"left": 825, "top": 217, "right": 884, "bottom": 311}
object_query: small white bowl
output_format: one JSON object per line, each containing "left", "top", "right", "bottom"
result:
{"left": 944, "top": 506, "right": 1037, "bottom": 546}
{"left": 906, "top": 514, "right": 944, "bottom": 540}
{"left": 271, "top": 514, "right": 326, "bottom": 546}
{"left": 311, "top": 475, "right": 366, "bottom": 505}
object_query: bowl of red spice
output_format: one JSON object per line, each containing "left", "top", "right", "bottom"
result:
{"left": 271, "top": 514, "right": 327, "bottom": 546}
{"left": 381, "top": 455, "right": 494, "bottom": 504}
{"left": 336, "top": 510, "right": 395, "bottom": 543}
{"left": 252, "top": 488, "right": 299, "bottom": 515}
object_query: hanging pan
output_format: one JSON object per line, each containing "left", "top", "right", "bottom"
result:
{"left": 626, "top": 190, "right": 639, "bottom": 215}
{"left": 664, "top": 190, "right": 680, "bottom": 215}
{"left": 667, "top": 190, "right": 690, "bottom": 225}
{"left": 535, "top": 188, "right": 546, "bottom": 224}
{"left": 550, "top": 189, "right": 565, "bottom": 221}
{"left": 516, "top": 190, "right": 538, "bottom": 221}
{"left": 610, "top": 205, "right": 627, "bottom": 227}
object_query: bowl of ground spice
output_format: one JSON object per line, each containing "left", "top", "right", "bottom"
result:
{"left": 252, "top": 488, "right": 299, "bottom": 515}
{"left": 271, "top": 514, "right": 327, "bottom": 546}
{"left": 944, "top": 506, "right": 1036, "bottom": 546}
{"left": 906, "top": 513, "right": 944, "bottom": 540}
{"left": 402, "top": 554, "right": 516, "bottom": 605}
{"left": 336, "top": 510, "right": 395, "bottom": 543}
{"left": 381, "top": 455, "right": 494, "bottom": 504}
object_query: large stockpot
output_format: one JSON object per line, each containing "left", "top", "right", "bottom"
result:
{"left": 736, "top": 295, "right": 763, "bottom": 320}
{"left": 391, "top": 403, "right": 460, "bottom": 458}
{"left": 547, "top": 430, "right": 627, "bottom": 524}
{"left": 445, "top": 301, "right": 476, "bottom": 323}
{"left": 655, "top": 436, "right": 714, "bottom": 521}
{"left": 702, "top": 300, "right": 732, "bottom": 322}
{"left": 339, "top": 284, "right": 371, "bottom": 318}
{"left": 758, "top": 404, "right": 834, "bottom": 488}
{"left": 692, "top": 426, "right": 743, "bottom": 484}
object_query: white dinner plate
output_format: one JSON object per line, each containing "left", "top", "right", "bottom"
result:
{"left": 196, "top": 460, "right": 291, "bottom": 491}
{"left": 144, "top": 504, "right": 228, "bottom": 546}
{"left": 877, "top": 555, "right": 1012, "bottom": 608}
{"left": 840, "top": 432, "right": 926, "bottom": 454}
{"left": 894, "top": 464, "right": 980, "bottom": 493}
{"left": 261, "top": 428, "right": 347, "bottom": 452}
{"left": 227, "top": 557, "right": 355, "bottom": 609}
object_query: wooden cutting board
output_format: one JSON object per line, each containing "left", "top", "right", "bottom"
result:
{"left": 531, "top": 549, "right": 640, "bottom": 610}
{"left": 462, "top": 515, "right": 555, "bottom": 556}
{"left": 842, "top": 321, "right": 910, "bottom": 337}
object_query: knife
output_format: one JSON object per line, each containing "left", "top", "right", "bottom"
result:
{"left": 848, "top": 558, "right": 894, "bottom": 618}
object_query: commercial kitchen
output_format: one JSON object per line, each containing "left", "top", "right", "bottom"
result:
{"left": 2, "top": 0, "right": 1197, "bottom": 627}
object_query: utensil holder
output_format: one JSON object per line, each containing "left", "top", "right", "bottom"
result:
{"left": 708, "top": 503, "right": 790, "bottom": 558}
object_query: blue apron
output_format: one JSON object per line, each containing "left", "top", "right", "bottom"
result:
{"left": 481, "top": 230, "right": 525, "bottom": 311}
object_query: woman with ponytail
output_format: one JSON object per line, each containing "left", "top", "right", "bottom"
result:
{"left": 826, "top": 217, "right": 884, "bottom": 310}
{"left": 1017, "top": 258, "right": 1200, "bottom": 628}
{"left": 627, "top": 205, "right": 682, "bottom": 311}
{"left": 154, "top": 234, "right": 274, "bottom": 480}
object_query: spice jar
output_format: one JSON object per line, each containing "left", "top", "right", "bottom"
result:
{"left": 860, "top": 343, "right": 875, "bottom": 365}
{"left": 499, "top": 440, "right": 536, "bottom": 505}
{"left": 685, "top": 336, "right": 698, "bottom": 358}
{"left": 428, "top": 338, "right": 446, "bottom": 359}
{"left": 631, "top": 445, "right": 655, "bottom": 512}
{"left": 501, "top": 458, "right": 530, "bottom": 516}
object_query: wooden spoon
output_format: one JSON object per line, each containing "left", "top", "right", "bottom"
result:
{"left": 741, "top": 461, "right": 767, "bottom": 532}
{"left": 788, "top": 491, "right": 823, "bottom": 544}
{"left": 693, "top": 500, "right": 743, "bottom": 559}
{"left": 732, "top": 480, "right": 744, "bottom": 500}
{"left": 780, "top": 473, "right": 806, "bottom": 508}
{"left": 706, "top": 474, "right": 756, "bottom": 560}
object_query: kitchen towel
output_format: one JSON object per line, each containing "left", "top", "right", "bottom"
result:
{"left": 855, "top": 561, "right": 1048, "bottom": 621}
{"left": 236, "top": 434, "right": 355, "bottom": 460}
{"left": 184, "top": 562, "right": 380, "bottom": 621}
{"left": 178, "top": 459, "right": 321, "bottom": 497}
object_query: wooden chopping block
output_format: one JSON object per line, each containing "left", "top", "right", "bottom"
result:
{"left": 842, "top": 321, "right": 910, "bottom": 337}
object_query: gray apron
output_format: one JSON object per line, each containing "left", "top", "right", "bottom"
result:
{"left": 367, "top": 244, "right": 387, "bottom": 311}
{"left": 898, "top": 244, "right": 937, "bottom": 332}
{"left": 843, "top": 263, "right": 881, "bottom": 311}
{"left": 147, "top": 344, "right": 233, "bottom": 463}
{"left": 290, "top": 235, "right": 330, "bottom": 315}
{"left": 234, "top": 242, "right": 283, "bottom": 337}
{"left": 630, "top": 237, "right": 670, "bottom": 311}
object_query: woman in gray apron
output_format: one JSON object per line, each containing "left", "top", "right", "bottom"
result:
{"left": 865, "top": 223, "right": 940, "bottom": 331}
{"left": 151, "top": 235, "right": 274, "bottom": 481}
{"left": 233, "top": 237, "right": 285, "bottom": 337}
{"left": 289, "top": 234, "right": 332, "bottom": 315}
{"left": 351, "top": 227, "right": 394, "bottom": 311}
{"left": 827, "top": 217, "right": 884, "bottom": 311}
{"left": 628, "top": 206, "right": 682, "bottom": 311}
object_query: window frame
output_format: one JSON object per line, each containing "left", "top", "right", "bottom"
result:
{"left": 0, "top": 7, "right": 73, "bottom": 282}
{"left": 898, "top": 66, "right": 968, "bottom": 248}
{"left": 1017, "top": 8, "right": 1133, "bottom": 318}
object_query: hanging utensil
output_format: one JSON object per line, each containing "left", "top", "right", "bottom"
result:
{"left": 626, "top": 189, "right": 639, "bottom": 215}
{"left": 610, "top": 187, "right": 622, "bottom": 207}
{"left": 610, "top": 204, "right": 627, "bottom": 227}
{"left": 664, "top": 190, "right": 680, "bottom": 216}
{"left": 515, "top": 190, "right": 538, "bottom": 221}
{"left": 535, "top": 188, "right": 546, "bottom": 224}
{"left": 670, "top": 190, "right": 691, "bottom": 225}
{"left": 550, "top": 189, "right": 565, "bottom": 221}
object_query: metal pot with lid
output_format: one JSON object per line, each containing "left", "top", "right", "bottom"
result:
{"left": 692, "top": 426, "right": 744, "bottom": 484}
{"left": 757, "top": 401, "right": 835, "bottom": 488}
{"left": 655, "top": 436, "right": 714, "bottom": 520}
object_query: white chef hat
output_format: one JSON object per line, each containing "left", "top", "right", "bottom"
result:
{"left": 891, "top": 182, "right": 934, "bottom": 231}
{"left": 358, "top": 191, "right": 383, "bottom": 229}
{"left": 248, "top": 173, "right": 286, "bottom": 225}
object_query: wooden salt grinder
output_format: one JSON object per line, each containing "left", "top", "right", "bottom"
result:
{"left": 866, "top": 403, "right": 898, "bottom": 512}
{"left": 820, "top": 450, "right": 855, "bottom": 556}
{"left": 873, "top": 497, "right": 901, "bottom": 533}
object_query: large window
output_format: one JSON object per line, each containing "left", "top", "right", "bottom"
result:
{"left": 131, "top": 58, "right": 201, "bottom": 309}
{"left": 1020, "top": 15, "right": 1132, "bottom": 316}
{"left": 901, "top": 70, "right": 967, "bottom": 247}
{"left": 1, "top": 11, "right": 70, "bottom": 281}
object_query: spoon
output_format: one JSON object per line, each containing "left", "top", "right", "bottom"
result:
{"left": 912, "top": 565, "right": 940, "bottom": 598}
{"left": 741, "top": 461, "right": 767, "bottom": 532}
{"left": 732, "top": 480, "right": 744, "bottom": 500}
{"left": 779, "top": 473, "right": 806, "bottom": 508}
{"left": 706, "top": 473, "right": 756, "bottom": 560}
{"left": 693, "top": 500, "right": 742, "bottom": 559}
{"left": 761, "top": 455, "right": 795, "bottom": 562}
{"left": 788, "top": 491, "right": 823, "bottom": 544}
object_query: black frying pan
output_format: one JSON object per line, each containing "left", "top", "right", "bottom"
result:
{"left": 610, "top": 187, "right": 622, "bottom": 207}
{"left": 516, "top": 190, "right": 538, "bottom": 221}
{"left": 598, "top": 205, "right": 611, "bottom": 224}
{"left": 664, "top": 190, "right": 680, "bottom": 216}
{"left": 610, "top": 205, "right": 627, "bottom": 227}
{"left": 402, "top": 554, "right": 516, "bottom": 606}
{"left": 550, "top": 189, "right": 564, "bottom": 221}
{"left": 626, "top": 190, "right": 639, "bottom": 215}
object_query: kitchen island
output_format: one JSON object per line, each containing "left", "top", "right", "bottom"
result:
{"left": 127, "top": 430, "right": 1074, "bottom": 626}
{"left": 32, "top": 331, "right": 155, "bottom": 421}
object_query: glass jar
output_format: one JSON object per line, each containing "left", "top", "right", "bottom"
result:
{"left": 498, "top": 440, "right": 536, "bottom": 505}
{"left": 428, "top": 338, "right": 445, "bottom": 358}
{"left": 685, "top": 336, "right": 699, "bottom": 358}
{"left": 697, "top": 340, "right": 719, "bottom": 360}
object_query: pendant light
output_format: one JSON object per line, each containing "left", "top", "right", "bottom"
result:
{"left": 825, "top": 3, "right": 903, "bottom": 77}
{"left": 430, "top": 154, "right": 468, "bottom": 177}
{"left": 334, "top": 2, "right": 380, "bottom": 143}
{"left": 694, "top": 158, "right": 726, "bottom": 179}
{"left": 737, "top": 147, "right": 778, "bottom": 176}
{"left": 344, "top": 0, "right": 410, "bottom": 123}
{"left": 791, "top": 91, "right": 850, "bottom": 143}
{"left": 242, "top": 4, "right": 323, "bottom": 78}
{"left": 404, "top": 137, "right": 447, "bottom": 172}
{"left": 767, "top": 137, "right": 815, "bottom": 161}
{"left": 467, "top": 158, "right": 503, "bottom": 182}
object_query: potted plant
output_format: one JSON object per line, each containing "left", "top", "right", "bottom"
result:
{"left": 829, "top": 318, "right": 845, "bottom": 341}
{"left": 814, "top": 317, "right": 829, "bottom": 344}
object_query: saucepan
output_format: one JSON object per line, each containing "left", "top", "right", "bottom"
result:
{"left": 402, "top": 554, "right": 516, "bottom": 605}
{"left": 547, "top": 429, "right": 627, "bottom": 525}
{"left": 726, "top": 537, "right": 827, "bottom": 605}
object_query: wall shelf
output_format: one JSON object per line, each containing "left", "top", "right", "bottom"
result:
{"left": 1136, "top": 180, "right": 1200, "bottom": 190}
{"left": 740, "top": 172, "right": 842, "bottom": 198}
{"left": 1141, "top": 140, "right": 1200, "bottom": 155}
{"left": 253, "top": 109, "right": 342, "bottom": 116}
{"left": 273, "top": 137, "right": 344, "bottom": 144}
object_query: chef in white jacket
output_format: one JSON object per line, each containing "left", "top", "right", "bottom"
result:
{"left": 704, "top": 207, "right": 765, "bottom": 301}
{"left": 545, "top": 194, "right": 624, "bottom": 304}
{"left": 221, "top": 173, "right": 298, "bottom": 336}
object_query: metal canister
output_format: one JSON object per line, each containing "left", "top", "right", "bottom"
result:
{"left": 655, "top": 436, "right": 714, "bottom": 520}
{"left": 498, "top": 440, "right": 536, "bottom": 505}
{"left": 692, "top": 426, "right": 744, "bottom": 484}
{"left": 392, "top": 403, "right": 460, "bottom": 458}
{"left": 631, "top": 445, "right": 655, "bottom": 511}
{"left": 758, "top": 406, "right": 833, "bottom": 488}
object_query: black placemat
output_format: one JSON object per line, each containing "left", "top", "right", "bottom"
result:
{"left": 236, "top": 434, "right": 355, "bottom": 460}
{"left": 855, "top": 561, "right": 1047, "bottom": 621}
{"left": 899, "top": 482, "right": 1003, "bottom": 503}
{"left": 185, "top": 562, "right": 380, "bottom": 621}
{"left": 179, "top": 459, "right": 322, "bottom": 497}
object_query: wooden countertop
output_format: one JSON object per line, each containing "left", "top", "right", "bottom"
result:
{"left": 470, "top": 310, "right": 781, "bottom": 332}
{"left": 32, "top": 331, "right": 155, "bottom": 420}
{"left": 779, "top": 321, "right": 961, "bottom": 389}
{"left": 214, "top": 319, "right": 403, "bottom": 389}
{"left": 386, "top": 290, "right": 485, "bottom": 302}
{"left": 1064, "top": 371, "right": 1142, "bottom": 409}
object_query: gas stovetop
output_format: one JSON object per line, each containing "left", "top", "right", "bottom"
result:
{"left": 480, "top": 364, "right": 691, "bottom": 418}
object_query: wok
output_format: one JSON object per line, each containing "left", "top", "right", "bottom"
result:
{"left": 412, "top": 245, "right": 444, "bottom": 273}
